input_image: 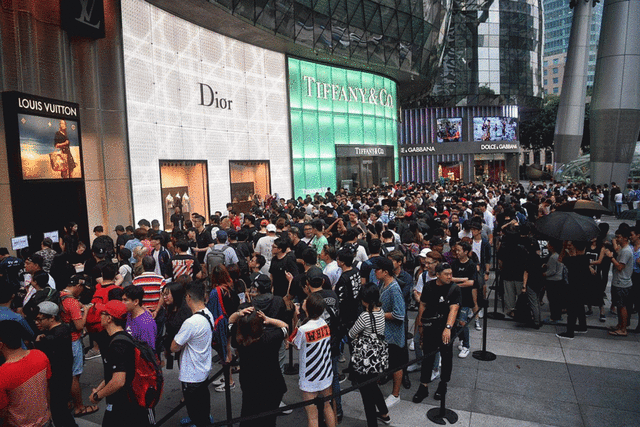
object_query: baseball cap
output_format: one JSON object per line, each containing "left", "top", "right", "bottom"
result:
{"left": 418, "top": 248, "right": 432, "bottom": 258}
{"left": 37, "top": 301, "right": 59, "bottom": 316}
{"left": 95, "top": 300, "right": 128, "bottom": 320}
{"left": 216, "top": 230, "right": 228, "bottom": 240}
{"left": 266, "top": 224, "right": 277, "bottom": 232}
{"left": 251, "top": 273, "right": 272, "bottom": 291}
{"left": 306, "top": 266, "right": 324, "bottom": 286}
{"left": 260, "top": 219, "right": 269, "bottom": 226}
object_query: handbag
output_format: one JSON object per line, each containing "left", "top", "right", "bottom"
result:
{"left": 49, "top": 151, "right": 68, "bottom": 172}
{"left": 351, "top": 311, "right": 389, "bottom": 375}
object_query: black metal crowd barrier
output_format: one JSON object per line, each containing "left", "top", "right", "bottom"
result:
{"left": 155, "top": 297, "right": 495, "bottom": 427}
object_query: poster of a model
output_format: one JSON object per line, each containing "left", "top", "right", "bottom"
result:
{"left": 18, "top": 114, "right": 82, "bottom": 179}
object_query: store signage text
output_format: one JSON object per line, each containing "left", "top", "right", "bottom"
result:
{"left": 336, "top": 145, "right": 391, "bottom": 157}
{"left": 302, "top": 76, "right": 394, "bottom": 108}
{"left": 17, "top": 97, "right": 78, "bottom": 117}
{"left": 199, "top": 83, "right": 233, "bottom": 110}
{"left": 480, "top": 144, "right": 518, "bottom": 150}
{"left": 400, "top": 146, "right": 435, "bottom": 154}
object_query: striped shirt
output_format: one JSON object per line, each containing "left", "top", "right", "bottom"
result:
{"left": 132, "top": 272, "right": 165, "bottom": 310}
{"left": 348, "top": 309, "right": 385, "bottom": 339}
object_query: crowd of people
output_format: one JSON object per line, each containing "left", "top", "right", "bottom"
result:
{"left": 0, "top": 179, "right": 639, "bottom": 427}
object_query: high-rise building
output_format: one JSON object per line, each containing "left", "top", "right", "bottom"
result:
{"left": 543, "top": 0, "right": 602, "bottom": 95}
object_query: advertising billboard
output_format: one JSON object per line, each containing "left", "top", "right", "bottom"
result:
{"left": 436, "top": 118, "right": 462, "bottom": 142}
{"left": 473, "top": 117, "right": 518, "bottom": 142}
{"left": 288, "top": 57, "right": 398, "bottom": 196}
{"left": 18, "top": 114, "right": 82, "bottom": 180}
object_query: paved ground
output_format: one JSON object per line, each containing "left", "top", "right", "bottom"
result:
{"left": 75, "top": 213, "right": 640, "bottom": 427}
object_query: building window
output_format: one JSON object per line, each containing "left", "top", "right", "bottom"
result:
{"left": 553, "top": 87, "right": 559, "bottom": 94}
{"left": 229, "top": 161, "right": 271, "bottom": 204}
{"left": 553, "top": 77, "right": 559, "bottom": 84}
{"left": 543, "top": 70, "right": 548, "bottom": 76}
{"left": 544, "top": 79, "right": 548, "bottom": 85}
{"left": 553, "top": 68, "right": 559, "bottom": 74}
{"left": 553, "top": 58, "right": 559, "bottom": 64}
{"left": 160, "top": 160, "right": 209, "bottom": 231}
{"left": 543, "top": 60, "right": 548, "bottom": 67}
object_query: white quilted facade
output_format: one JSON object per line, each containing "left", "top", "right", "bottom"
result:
{"left": 121, "top": 0, "right": 291, "bottom": 223}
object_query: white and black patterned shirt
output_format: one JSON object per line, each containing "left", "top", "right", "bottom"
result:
{"left": 292, "top": 318, "right": 333, "bottom": 392}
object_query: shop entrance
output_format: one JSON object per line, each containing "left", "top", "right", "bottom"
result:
{"left": 474, "top": 154, "right": 507, "bottom": 182}
{"left": 229, "top": 161, "right": 271, "bottom": 204}
{"left": 336, "top": 156, "right": 393, "bottom": 191}
{"left": 159, "top": 160, "right": 209, "bottom": 231}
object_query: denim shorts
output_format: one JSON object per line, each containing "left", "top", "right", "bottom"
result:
{"left": 71, "top": 339, "right": 84, "bottom": 376}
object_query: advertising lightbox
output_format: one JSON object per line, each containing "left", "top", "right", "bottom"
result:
{"left": 473, "top": 117, "right": 518, "bottom": 142}
{"left": 288, "top": 58, "right": 398, "bottom": 196}
{"left": 436, "top": 118, "right": 462, "bottom": 142}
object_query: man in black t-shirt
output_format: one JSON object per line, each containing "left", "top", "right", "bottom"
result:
{"left": 269, "top": 238, "right": 299, "bottom": 298}
{"left": 172, "top": 240, "right": 203, "bottom": 281}
{"left": 193, "top": 216, "right": 214, "bottom": 263}
{"left": 90, "top": 300, "right": 151, "bottom": 427}
{"left": 335, "top": 249, "right": 361, "bottom": 329}
{"left": 413, "top": 262, "right": 460, "bottom": 404}
{"left": 451, "top": 241, "right": 477, "bottom": 358}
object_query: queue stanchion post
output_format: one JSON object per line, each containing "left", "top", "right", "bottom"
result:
{"left": 224, "top": 363, "right": 233, "bottom": 427}
{"left": 487, "top": 271, "right": 505, "bottom": 320}
{"left": 426, "top": 385, "right": 458, "bottom": 425}
{"left": 472, "top": 299, "right": 496, "bottom": 362}
{"left": 284, "top": 342, "right": 299, "bottom": 375}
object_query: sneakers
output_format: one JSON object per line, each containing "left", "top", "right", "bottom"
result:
{"left": 85, "top": 348, "right": 101, "bottom": 360}
{"left": 376, "top": 412, "right": 391, "bottom": 425}
{"left": 430, "top": 368, "right": 441, "bottom": 382}
{"left": 279, "top": 401, "right": 293, "bottom": 415}
{"left": 458, "top": 347, "right": 470, "bottom": 358}
{"left": 215, "top": 382, "right": 236, "bottom": 392}
{"left": 338, "top": 354, "right": 346, "bottom": 363}
{"left": 574, "top": 328, "right": 588, "bottom": 334}
{"left": 412, "top": 384, "right": 429, "bottom": 403}
{"left": 407, "top": 363, "right": 421, "bottom": 373}
{"left": 599, "top": 313, "right": 607, "bottom": 322}
{"left": 433, "top": 382, "right": 447, "bottom": 401}
{"left": 339, "top": 373, "right": 348, "bottom": 383}
{"left": 475, "top": 318, "right": 482, "bottom": 331}
{"left": 211, "top": 377, "right": 225, "bottom": 386}
{"left": 556, "top": 332, "right": 574, "bottom": 340}
{"left": 478, "top": 308, "right": 484, "bottom": 318}
{"left": 409, "top": 340, "right": 415, "bottom": 351}
{"left": 458, "top": 343, "right": 464, "bottom": 351}
{"left": 385, "top": 394, "right": 401, "bottom": 408}
{"left": 402, "top": 373, "right": 411, "bottom": 389}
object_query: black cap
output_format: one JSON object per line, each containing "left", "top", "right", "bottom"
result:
{"left": 251, "top": 274, "right": 272, "bottom": 292}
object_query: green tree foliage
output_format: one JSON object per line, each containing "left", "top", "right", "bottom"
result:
{"left": 519, "top": 95, "right": 559, "bottom": 149}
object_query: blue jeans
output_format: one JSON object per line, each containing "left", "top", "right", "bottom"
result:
{"left": 457, "top": 307, "right": 472, "bottom": 349}
{"left": 331, "top": 355, "right": 342, "bottom": 417}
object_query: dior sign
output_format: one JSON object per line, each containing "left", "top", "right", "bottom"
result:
{"left": 198, "top": 83, "right": 233, "bottom": 110}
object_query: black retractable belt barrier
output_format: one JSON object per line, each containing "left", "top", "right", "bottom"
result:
{"left": 487, "top": 270, "right": 505, "bottom": 320}
{"left": 427, "top": 387, "right": 458, "bottom": 425}
{"left": 223, "top": 364, "right": 233, "bottom": 427}
{"left": 473, "top": 287, "right": 497, "bottom": 362}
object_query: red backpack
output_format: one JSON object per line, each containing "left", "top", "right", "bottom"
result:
{"left": 85, "top": 284, "right": 117, "bottom": 333}
{"left": 113, "top": 333, "right": 164, "bottom": 409}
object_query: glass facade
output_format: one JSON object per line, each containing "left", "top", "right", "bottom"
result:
{"left": 207, "top": 0, "right": 452, "bottom": 88}
{"left": 428, "top": 0, "right": 543, "bottom": 108}
{"left": 288, "top": 57, "right": 398, "bottom": 196}
{"left": 554, "top": 143, "right": 640, "bottom": 185}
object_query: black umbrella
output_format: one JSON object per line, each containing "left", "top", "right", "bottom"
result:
{"left": 535, "top": 211, "right": 600, "bottom": 242}
{"left": 555, "top": 200, "right": 610, "bottom": 217}
{"left": 619, "top": 209, "right": 640, "bottom": 221}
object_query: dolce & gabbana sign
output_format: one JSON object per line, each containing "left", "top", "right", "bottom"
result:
{"left": 400, "top": 141, "right": 519, "bottom": 156}
{"left": 303, "top": 76, "right": 394, "bottom": 108}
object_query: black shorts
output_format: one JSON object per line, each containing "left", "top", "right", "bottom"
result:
{"left": 612, "top": 286, "right": 632, "bottom": 309}
{"left": 388, "top": 343, "right": 408, "bottom": 371}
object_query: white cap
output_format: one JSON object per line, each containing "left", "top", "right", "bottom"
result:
{"left": 266, "top": 224, "right": 277, "bottom": 232}
{"left": 418, "top": 248, "right": 432, "bottom": 258}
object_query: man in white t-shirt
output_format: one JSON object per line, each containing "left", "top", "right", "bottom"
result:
{"left": 171, "top": 281, "right": 213, "bottom": 427}
{"left": 255, "top": 224, "right": 278, "bottom": 273}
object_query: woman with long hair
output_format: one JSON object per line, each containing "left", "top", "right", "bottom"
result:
{"left": 349, "top": 284, "right": 391, "bottom": 426}
{"left": 207, "top": 264, "right": 240, "bottom": 391}
{"left": 161, "top": 278, "right": 192, "bottom": 368}
{"left": 229, "top": 305, "right": 288, "bottom": 427}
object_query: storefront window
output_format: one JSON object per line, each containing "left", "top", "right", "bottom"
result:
{"left": 160, "top": 161, "right": 209, "bottom": 231}
{"left": 473, "top": 154, "right": 506, "bottom": 182}
{"left": 229, "top": 161, "right": 271, "bottom": 204}
{"left": 438, "top": 162, "right": 463, "bottom": 182}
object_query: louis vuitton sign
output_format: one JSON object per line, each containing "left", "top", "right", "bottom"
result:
{"left": 61, "top": 0, "right": 106, "bottom": 39}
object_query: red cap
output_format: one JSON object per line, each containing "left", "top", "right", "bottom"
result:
{"left": 260, "top": 219, "right": 269, "bottom": 226}
{"left": 96, "top": 300, "right": 128, "bottom": 320}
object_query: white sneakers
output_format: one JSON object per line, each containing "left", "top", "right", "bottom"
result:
{"left": 407, "top": 363, "right": 421, "bottom": 372}
{"left": 458, "top": 347, "right": 470, "bottom": 358}
{"left": 385, "top": 394, "right": 401, "bottom": 408}
{"left": 475, "top": 318, "right": 482, "bottom": 331}
{"left": 409, "top": 340, "right": 415, "bottom": 351}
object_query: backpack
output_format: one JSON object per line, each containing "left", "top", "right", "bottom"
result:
{"left": 203, "top": 287, "right": 229, "bottom": 361}
{"left": 112, "top": 333, "right": 164, "bottom": 409}
{"left": 85, "top": 284, "right": 117, "bottom": 333}
{"left": 400, "top": 244, "right": 418, "bottom": 273}
{"left": 230, "top": 243, "right": 250, "bottom": 279}
{"left": 205, "top": 245, "right": 229, "bottom": 277}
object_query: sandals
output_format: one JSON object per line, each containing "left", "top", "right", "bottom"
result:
{"left": 608, "top": 330, "right": 628, "bottom": 337}
{"left": 74, "top": 405, "right": 99, "bottom": 417}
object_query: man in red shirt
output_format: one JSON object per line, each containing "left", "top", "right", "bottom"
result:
{"left": 0, "top": 320, "right": 52, "bottom": 427}
{"left": 60, "top": 275, "right": 97, "bottom": 417}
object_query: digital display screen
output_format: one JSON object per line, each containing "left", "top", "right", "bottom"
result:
{"left": 18, "top": 114, "right": 82, "bottom": 180}
{"left": 473, "top": 117, "right": 518, "bottom": 142}
{"left": 436, "top": 118, "right": 462, "bottom": 142}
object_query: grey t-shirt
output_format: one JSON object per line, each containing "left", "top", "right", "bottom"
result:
{"left": 612, "top": 244, "right": 633, "bottom": 288}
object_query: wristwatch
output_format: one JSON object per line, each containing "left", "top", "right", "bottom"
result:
{"left": 93, "top": 392, "right": 102, "bottom": 402}
{"left": 445, "top": 324, "right": 452, "bottom": 330}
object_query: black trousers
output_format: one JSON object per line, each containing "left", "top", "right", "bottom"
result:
{"left": 566, "top": 289, "right": 586, "bottom": 336}
{"left": 102, "top": 401, "right": 152, "bottom": 427}
{"left": 50, "top": 378, "right": 77, "bottom": 427}
{"left": 182, "top": 380, "right": 211, "bottom": 427}
{"left": 354, "top": 373, "right": 388, "bottom": 427}
{"left": 240, "top": 389, "right": 284, "bottom": 427}
{"left": 420, "top": 325, "right": 453, "bottom": 385}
